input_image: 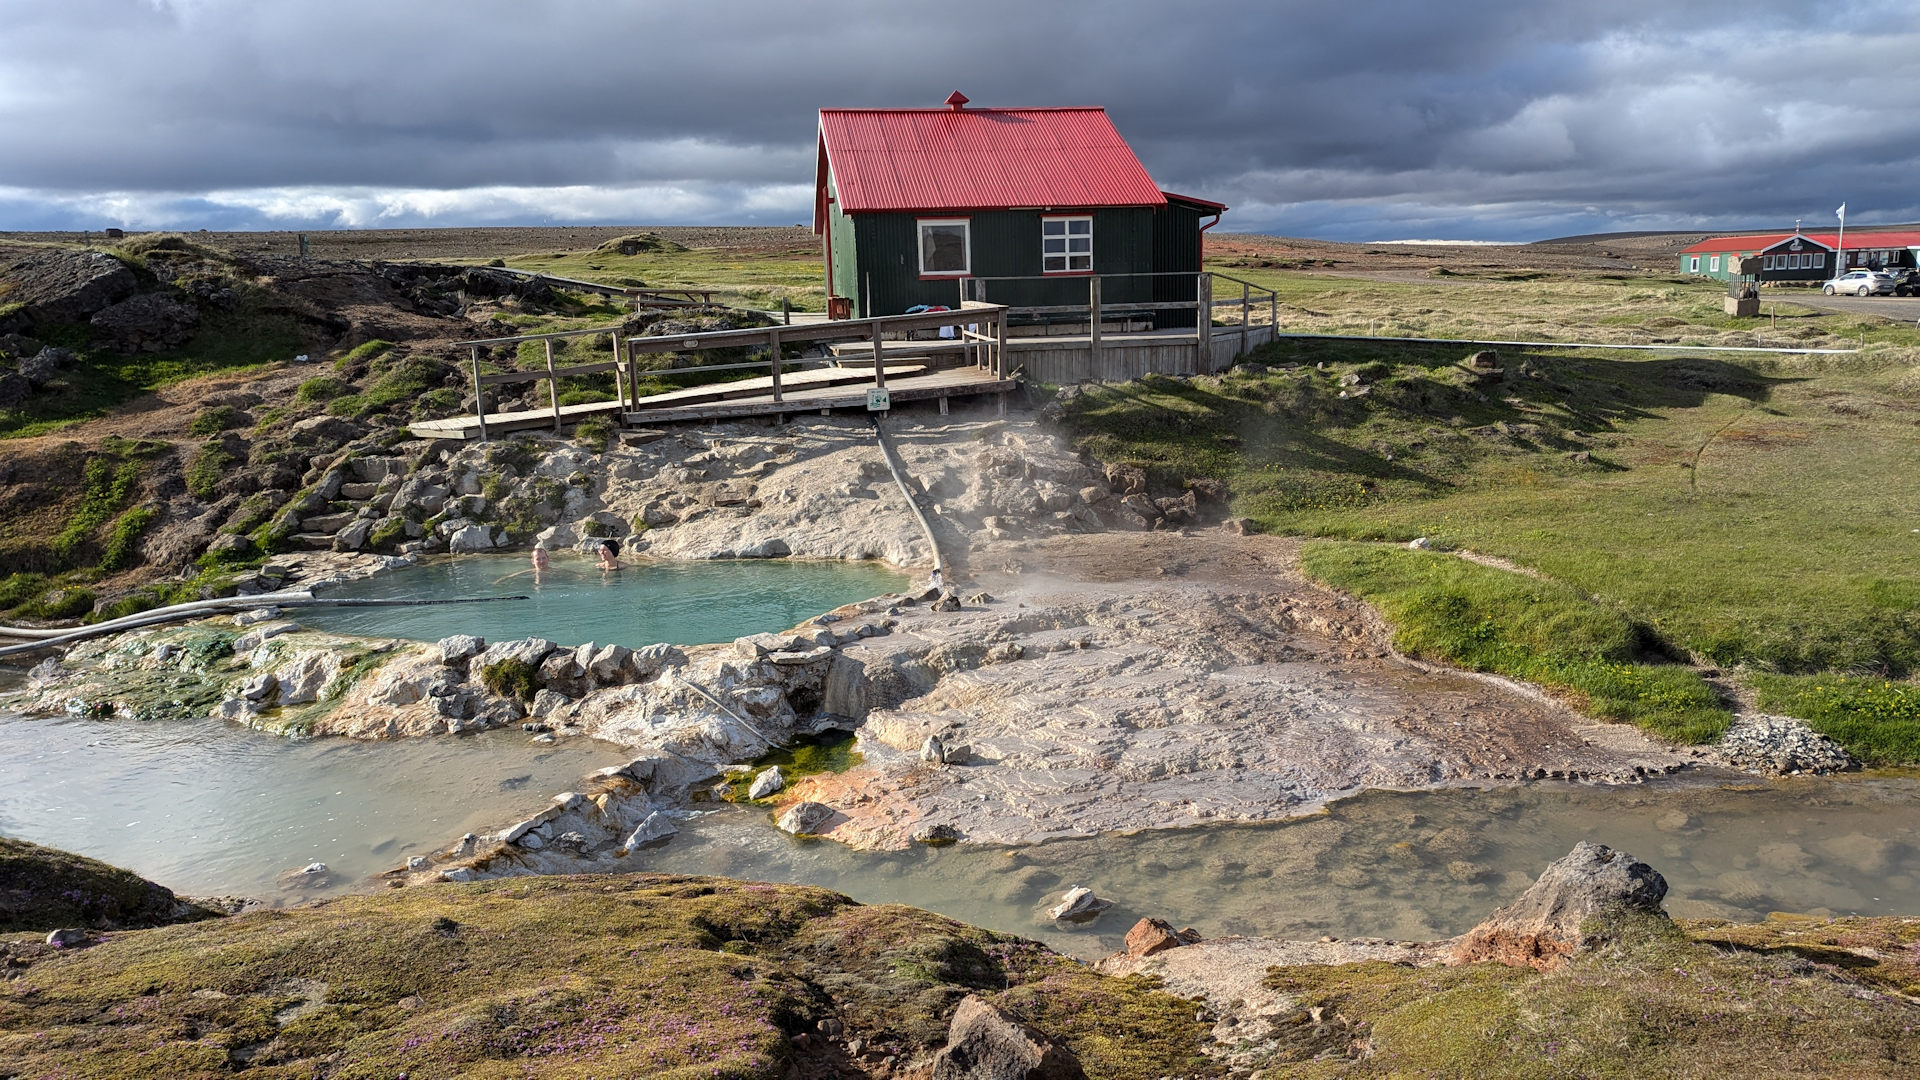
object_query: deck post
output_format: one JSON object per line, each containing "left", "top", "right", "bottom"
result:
{"left": 871, "top": 320, "right": 886, "bottom": 390}
{"left": 610, "top": 330, "right": 625, "bottom": 413}
{"left": 1271, "top": 289, "right": 1279, "bottom": 336}
{"left": 470, "top": 345, "right": 489, "bottom": 443}
{"left": 545, "top": 339, "right": 562, "bottom": 432}
{"left": 994, "top": 311, "right": 1007, "bottom": 380}
{"left": 768, "top": 328, "right": 783, "bottom": 404}
{"left": 1088, "top": 276, "right": 1103, "bottom": 381}
{"left": 1197, "top": 273, "right": 1213, "bottom": 374}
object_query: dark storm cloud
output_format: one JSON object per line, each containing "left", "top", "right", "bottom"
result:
{"left": 3, "top": 0, "right": 1916, "bottom": 238}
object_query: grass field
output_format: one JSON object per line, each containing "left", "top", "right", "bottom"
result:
{"left": 1058, "top": 271, "right": 1920, "bottom": 759}
{"left": 501, "top": 232, "right": 826, "bottom": 311}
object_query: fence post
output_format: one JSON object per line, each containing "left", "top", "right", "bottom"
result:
{"left": 1196, "top": 273, "right": 1213, "bottom": 374}
{"left": 610, "top": 331, "right": 624, "bottom": 413}
{"left": 871, "top": 319, "right": 887, "bottom": 389}
{"left": 545, "top": 339, "right": 562, "bottom": 432}
{"left": 769, "top": 327, "right": 783, "bottom": 404}
{"left": 470, "top": 345, "right": 489, "bottom": 444}
{"left": 1089, "top": 275, "right": 1103, "bottom": 381}
{"left": 1240, "top": 279, "right": 1250, "bottom": 357}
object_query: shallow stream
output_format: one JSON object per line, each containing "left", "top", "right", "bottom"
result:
{"left": 293, "top": 554, "right": 907, "bottom": 647}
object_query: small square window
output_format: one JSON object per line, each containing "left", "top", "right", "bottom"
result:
{"left": 1710, "top": 255, "right": 1721, "bottom": 271}
{"left": 918, "top": 219, "right": 970, "bottom": 276}
{"left": 1689, "top": 256, "right": 1700, "bottom": 272}
{"left": 1812, "top": 252, "right": 1824, "bottom": 268}
{"left": 1042, "top": 216, "right": 1093, "bottom": 273}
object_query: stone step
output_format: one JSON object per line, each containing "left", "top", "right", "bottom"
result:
{"left": 339, "top": 481, "right": 381, "bottom": 500}
{"left": 300, "top": 512, "right": 357, "bottom": 533}
{"left": 289, "top": 533, "right": 337, "bottom": 550}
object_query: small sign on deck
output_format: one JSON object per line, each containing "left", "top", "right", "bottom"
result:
{"left": 866, "top": 388, "right": 891, "bottom": 412}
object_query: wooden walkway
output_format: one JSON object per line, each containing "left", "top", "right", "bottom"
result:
{"left": 622, "top": 368, "right": 1017, "bottom": 425}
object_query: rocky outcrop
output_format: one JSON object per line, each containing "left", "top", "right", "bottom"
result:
{"left": 929, "top": 996, "right": 1085, "bottom": 1080}
{"left": 89, "top": 293, "right": 202, "bottom": 353}
{"left": 2, "top": 250, "right": 138, "bottom": 327}
{"left": 1449, "top": 841, "right": 1668, "bottom": 970}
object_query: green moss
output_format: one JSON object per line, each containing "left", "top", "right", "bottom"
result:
{"left": 730, "top": 731, "right": 864, "bottom": 805}
{"left": 367, "top": 517, "right": 408, "bottom": 549}
{"left": 184, "top": 439, "right": 236, "bottom": 499}
{"left": 97, "top": 504, "right": 158, "bottom": 572}
{"left": 574, "top": 416, "right": 614, "bottom": 452}
{"left": 48, "top": 455, "right": 144, "bottom": 569}
{"left": 1301, "top": 542, "right": 1729, "bottom": 743}
{"left": 16, "top": 583, "right": 96, "bottom": 620}
{"left": 0, "top": 571, "right": 49, "bottom": 611}
{"left": 296, "top": 375, "right": 350, "bottom": 403}
{"left": 477, "top": 658, "right": 539, "bottom": 701}
{"left": 333, "top": 339, "right": 395, "bottom": 369}
{"left": 185, "top": 404, "right": 245, "bottom": 435}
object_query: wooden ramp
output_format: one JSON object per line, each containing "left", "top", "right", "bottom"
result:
{"left": 622, "top": 368, "right": 1018, "bottom": 425}
{"left": 410, "top": 398, "right": 622, "bottom": 440}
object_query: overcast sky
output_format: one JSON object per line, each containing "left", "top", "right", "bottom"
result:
{"left": 3, "top": 0, "right": 1916, "bottom": 241}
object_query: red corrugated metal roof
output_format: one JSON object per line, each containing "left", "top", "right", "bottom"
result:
{"left": 1681, "top": 230, "right": 1920, "bottom": 254}
{"left": 818, "top": 107, "right": 1168, "bottom": 217}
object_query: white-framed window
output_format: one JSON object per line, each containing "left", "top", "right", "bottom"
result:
{"left": 1812, "top": 252, "right": 1824, "bottom": 268}
{"left": 917, "top": 218, "right": 971, "bottom": 277}
{"left": 1688, "top": 256, "right": 1700, "bottom": 272}
{"left": 1709, "top": 255, "right": 1721, "bottom": 271}
{"left": 1042, "top": 216, "right": 1093, "bottom": 273}
{"left": 1764, "top": 255, "right": 1776, "bottom": 270}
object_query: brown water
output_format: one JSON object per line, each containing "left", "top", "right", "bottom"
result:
{"left": 637, "top": 773, "right": 1920, "bottom": 958}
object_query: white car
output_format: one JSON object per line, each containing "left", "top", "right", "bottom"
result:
{"left": 1822, "top": 270, "right": 1897, "bottom": 296}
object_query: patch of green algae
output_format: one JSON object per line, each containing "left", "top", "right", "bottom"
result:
{"left": 0, "top": 874, "right": 1216, "bottom": 1079}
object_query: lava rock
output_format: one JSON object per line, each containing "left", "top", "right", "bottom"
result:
{"left": 776, "top": 801, "right": 835, "bottom": 836}
{"left": 1717, "top": 713, "right": 1855, "bottom": 776}
{"left": 90, "top": 293, "right": 201, "bottom": 353}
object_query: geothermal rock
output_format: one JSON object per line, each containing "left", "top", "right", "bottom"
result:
{"left": 1717, "top": 713, "right": 1855, "bottom": 775}
{"left": 1450, "top": 841, "right": 1668, "bottom": 970}
{"left": 929, "top": 995, "right": 1085, "bottom": 1080}
{"left": 747, "top": 766, "right": 785, "bottom": 800}
{"left": 438, "top": 634, "right": 486, "bottom": 670}
{"left": 1121, "top": 917, "right": 1201, "bottom": 959}
{"left": 1047, "top": 886, "right": 1111, "bottom": 922}
{"left": 622, "top": 811, "right": 677, "bottom": 850}
{"left": 776, "top": 801, "right": 835, "bottom": 836}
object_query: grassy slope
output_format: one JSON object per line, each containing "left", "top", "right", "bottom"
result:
{"left": 1269, "top": 912, "right": 1920, "bottom": 1078}
{"left": 0, "top": 836, "right": 217, "bottom": 932}
{"left": 0, "top": 874, "right": 1213, "bottom": 1080}
{"left": 1058, "top": 272, "right": 1920, "bottom": 758}
{"left": 502, "top": 233, "right": 825, "bottom": 312}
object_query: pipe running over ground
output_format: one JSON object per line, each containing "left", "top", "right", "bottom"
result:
{"left": 871, "top": 416, "right": 946, "bottom": 580}
{"left": 0, "top": 592, "right": 528, "bottom": 659}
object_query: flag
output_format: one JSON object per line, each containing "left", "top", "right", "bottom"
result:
{"left": 1837, "top": 203, "right": 1846, "bottom": 221}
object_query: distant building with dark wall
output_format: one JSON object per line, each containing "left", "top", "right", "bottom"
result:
{"left": 813, "top": 92, "right": 1224, "bottom": 321}
{"left": 1680, "top": 229, "right": 1920, "bottom": 283}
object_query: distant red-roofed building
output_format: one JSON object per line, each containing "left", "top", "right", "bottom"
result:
{"left": 1679, "top": 229, "right": 1920, "bottom": 283}
{"left": 814, "top": 93, "right": 1224, "bottom": 319}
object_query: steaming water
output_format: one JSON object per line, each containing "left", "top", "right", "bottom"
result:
{"left": 293, "top": 555, "right": 907, "bottom": 648}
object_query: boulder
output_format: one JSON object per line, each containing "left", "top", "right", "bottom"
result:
{"left": 90, "top": 293, "right": 201, "bottom": 353}
{"left": 1120, "top": 917, "right": 1200, "bottom": 959}
{"left": 537, "top": 651, "right": 586, "bottom": 696}
{"left": 911, "top": 822, "right": 960, "bottom": 846}
{"left": 471, "top": 638, "right": 560, "bottom": 672}
{"left": 626, "top": 642, "right": 686, "bottom": 681}
{"left": 272, "top": 652, "right": 340, "bottom": 706}
{"left": 585, "top": 642, "right": 632, "bottom": 685}
{"left": 333, "top": 518, "right": 374, "bottom": 552}
{"left": 438, "top": 635, "right": 486, "bottom": 670}
{"left": 448, "top": 524, "right": 499, "bottom": 552}
{"left": 929, "top": 995, "right": 1085, "bottom": 1080}
{"left": 776, "top": 801, "right": 835, "bottom": 836}
{"left": 529, "top": 689, "right": 570, "bottom": 717}
{"left": 747, "top": 766, "right": 785, "bottom": 800}
{"left": 1102, "top": 462, "right": 1147, "bottom": 496}
{"left": 921, "top": 734, "right": 947, "bottom": 764}
{"left": 18, "top": 346, "right": 75, "bottom": 387}
{"left": 622, "top": 811, "right": 678, "bottom": 850}
{"left": 1449, "top": 842, "right": 1668, "bottom": 970}
{"left": 1717, "top": 713, "right": 1855, "bottom": 776}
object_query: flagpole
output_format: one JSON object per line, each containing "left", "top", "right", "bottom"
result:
{"left": 1837, "top": 203, "right": 1847, "bottom": 271}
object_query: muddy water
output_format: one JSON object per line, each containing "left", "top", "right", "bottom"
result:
{"left": 294, "top": 555, "right": 907, "bottom": 648}
{"left": 0, "top": 709, "right": 623, "bottom": 902}
{"left": 638, "top": 774, "right": 1920, "bottom": 959}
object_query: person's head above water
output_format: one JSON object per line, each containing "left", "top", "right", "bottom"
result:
{"left": 531, "top": 543, "right": 550, "bottom": 568}
{"left": 599, "top": 538, "right": 622, "bottom": 558}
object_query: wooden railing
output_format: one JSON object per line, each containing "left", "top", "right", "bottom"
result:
{"left": 960, "top": 270, "right": 1278, "bottom": 359}
{"left": 452, "top": 302, "right": 1010, "bottom": 441}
